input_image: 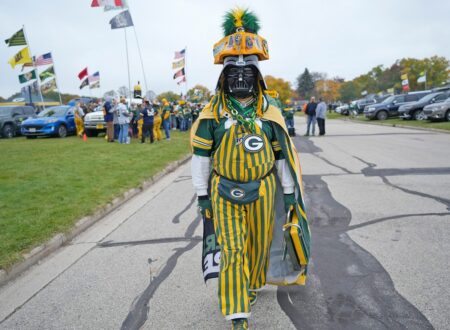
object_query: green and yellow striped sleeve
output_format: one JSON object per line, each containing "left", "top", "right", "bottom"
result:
{"left": 192, "top": 119, "right": 214, "bottom": 157}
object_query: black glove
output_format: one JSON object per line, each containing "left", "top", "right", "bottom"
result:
{"left": 198, "top": 195, "right": 213, "bottom": 218}
{"left": 284, "top": 193, "right": 296, "bottom": 213}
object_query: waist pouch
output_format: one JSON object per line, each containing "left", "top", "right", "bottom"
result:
{"left": 217, "top": 177, "right": 261, "bottom": 205}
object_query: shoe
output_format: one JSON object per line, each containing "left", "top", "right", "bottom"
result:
{"left": 231, "top": 318, "right": 248, "bottom": 330}
{"left": 249, "top": 291, "right": 258, "bottom": 306}
{"left": 304, "top": 133, "right": 309, "bottom": 136}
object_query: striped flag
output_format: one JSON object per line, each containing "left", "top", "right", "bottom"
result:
{"left": 35, "top": 52, "right": 53, "bottom": 66}
{"left": 174, "top": 49, "right": 185, "bottom": 60}
{"left": 90, "top": 81, "right": 100, "bottom": 89}
{"left": 88, "top": 71, "right": 100, "bottom": 83}
{"left": 173, "top": 68, "right": 185, "bottom": 80}
{"left": 91, "top": 0, "right": 123, "bottom": 7}
{"left": 177, "top": 76, "right": 186, "bottom": 85}
{"left": 5, "top": 28, "right": 27, "bottom": 47}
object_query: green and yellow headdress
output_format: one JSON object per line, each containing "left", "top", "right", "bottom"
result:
{"left": 213, "top": 8, "right": 269, "bottom": 64}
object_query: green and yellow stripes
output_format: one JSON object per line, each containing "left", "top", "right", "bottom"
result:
{"left": 213, "top": 124, "right": 275, "bottom": 182}
{"left": 192, "top": 135, "right": 213, "bottom": 151}
{"left": 211, "top": 173, "right": 276, "bottom": 318}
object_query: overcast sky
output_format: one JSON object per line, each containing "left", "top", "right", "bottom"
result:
{"left": 1, "top": 0, "right": 449, "bottom": 99}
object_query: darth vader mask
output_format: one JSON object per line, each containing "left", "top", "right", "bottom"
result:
{"left": 224, "top": 65, "right": 257, "bottom": 98}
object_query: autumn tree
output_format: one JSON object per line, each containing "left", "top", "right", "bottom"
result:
{"left": 264, "top": 75, "right": 295, "bottom": 104}
{"left": 296, "top": 68, "right": 314, "bottom": 99}
{"left": 187, "top": 84, "right": 212, "bottom": 103}
{"left": 314, "top": 79, "right": 342, "bottom": 102}
{"left": 157, "top": 91, "right": 181, "bottom": 103}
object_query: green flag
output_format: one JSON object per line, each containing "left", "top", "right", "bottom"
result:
{"left": 18, "top": 70, "right": 37, "bottom": 84}
{"left": 5, "top": 28, "right": 27, "bottom": 47}
{"left": 39, "top": 65, "right": 55, "bottom": 81}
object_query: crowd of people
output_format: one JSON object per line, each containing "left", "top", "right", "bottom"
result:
{"left": 73, "top": 97, "right": 204, "bottom": 144}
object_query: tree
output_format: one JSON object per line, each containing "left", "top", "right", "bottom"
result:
{"left": 117, "top": 86, "right": 130, "bottom": 98}
{"left": 187, "top": 84, "right": 212, "bottom": 103}
{"left": 339, "top": 81, "right": 359, "bottom": 102}
{"left": 296, "top": 68, "right": 314, "bottom": 99}
{"left": 315, "top": 80, "right": 342, "bottom": 102}
{"left": 0, "top": 96, "right": 5, "bottom": 102}
{"left": 145, "top": 90, "right": 156, "bottom": 101}
{"left": 264, "top": 75, "right": 295, "bottom": 103}
{"left": 156, "top": 91, "right": 181, "bottom": 103}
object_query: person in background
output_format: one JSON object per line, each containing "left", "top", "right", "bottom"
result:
{"left": 74, "top": 102, "right": 85, "bottom": 138}
{"left": 140, "top": 99, "right": 154, "bottom": 144}
{"left": 304, "top": 96, "right": 317, "bottom": 136}
{"left": 161, "top": 99, "right": 171, "bottom": 140}
{"left": 131, "top": 103, "right": 141, "bottom": 138}
{"left": 153, "top": 101, "right": 163, "bottom": 141}
{"left": 103, "top": 97, "right": 114, "bottom": 142}
{"left": 133, "top": 81, "right": 142, "bottom": 99}
{"left": 283, "top": 100, "right": 295, "bottom": 130}
{"left": 184, "top": 104, "right": 193, "bottom": 131}
{"left": 316, "top": 97, "right": 327, "bottom": 136}
{"left": 112, "top": 98, "right": 120, "bottom": 140}
{"left": 117, "top": 97, "right": 130, "bottom": 144}
{"left": 171, "top": 102, "right": 178, "bottom": 130}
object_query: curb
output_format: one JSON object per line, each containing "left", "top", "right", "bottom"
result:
{"left": 337, "top": 117, "right": 450, "bottom": 134}
{"left": 0, "top": 153, "right": 192, "bottom": 287}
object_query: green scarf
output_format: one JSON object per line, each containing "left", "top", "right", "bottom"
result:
{"left": 225, "top": 95, "right": 257, "bottom": 133}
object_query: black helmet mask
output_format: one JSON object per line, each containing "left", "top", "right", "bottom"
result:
{"left": 217, "top": 55, "right": 267, "bottom": 98}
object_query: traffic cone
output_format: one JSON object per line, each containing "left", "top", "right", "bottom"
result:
{"left": 83, "top": 133, "right": 87, "bottom": 141}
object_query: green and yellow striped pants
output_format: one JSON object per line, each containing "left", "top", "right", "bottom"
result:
{"left": 211, "top": 172, "right": 276, "bottom": 320}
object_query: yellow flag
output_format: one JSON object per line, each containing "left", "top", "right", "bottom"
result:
{"left": 401, "top": 73, "right": 408, "bottom": 80}
{"left": 8, "top": 46, "right": 32, "bottom": 69}
{"left": 172, "top": 58, "right": 185, "bottom": 70}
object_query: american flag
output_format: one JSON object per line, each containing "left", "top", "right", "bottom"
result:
{"left": 88, "top": 71, "right": 100, "bottom": 83}
{"left": 35, "top": 52, "right": 53, "bottom": 66}
{"left": 174, "top": 49, "right": 185, "bottom": 60}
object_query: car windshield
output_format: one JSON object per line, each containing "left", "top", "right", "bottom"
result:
{"left": 381, "top": 96, "right": 395, "bottom": 104}
{"left": 0, "top": 107, "right": 14, "bottom": 115}
{"left": 38, "top": 106, "right": 67, "bottom": 117}
{"left": 418, "top": 93, "right": 439, "bottom": 103}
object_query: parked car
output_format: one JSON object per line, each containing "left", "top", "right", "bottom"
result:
{"left": 364, "top": 91, "right": 430, "bottom": 120}
{"left": 423, "top": 97, "right": 450, "bottom": 121}
{"left": 398, "top": 91, "right": 450, "bottom": 120}
{"left": 21, "top": 105, "right": 76, "bottom": 138}
{"left": 84, "top": 109, "right": 106, "bottom": 137}
{"left": 335, "top": 104, "right": 348, "bottom": 114}
{"left": 0, "top": 105, "right": 35, "bottom": 138}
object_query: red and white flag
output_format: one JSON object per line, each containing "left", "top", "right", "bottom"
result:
{"left": 78, "top": 67, "right": 88, "bottom": 80}
{"left": 177, "top": 76, "right": 186, "bottom": 85}
{"left": 91, "top": 0, "right": 123, "bottom": 7}
{"left": 173, "top": 68, "right": 185, "bottom": 80}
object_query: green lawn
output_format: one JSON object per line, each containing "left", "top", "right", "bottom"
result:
{"left": 349, "top": 115, "right": 450, "bottom": 131}
{"left": 0, "top": 132, "right": 190, "bottom": 270}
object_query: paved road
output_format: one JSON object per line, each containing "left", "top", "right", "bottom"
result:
{"left": 1, "top": 117, "right": 449, "bottom": 330}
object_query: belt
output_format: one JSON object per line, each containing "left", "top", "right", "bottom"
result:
{"left": 213, "top": 166, "right": 274, "bottom": 183}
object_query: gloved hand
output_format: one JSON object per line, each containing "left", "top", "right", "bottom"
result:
{"left": 284, "top": 193, "right": 296, "bottom": 213}
{"left": 198, "top": 195, "right": 213, "bottom": 218}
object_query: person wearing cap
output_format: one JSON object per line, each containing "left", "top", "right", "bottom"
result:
{"left": 190, "top": 8, "right": 310, "bottom": 330}
{"left": 161, "top": 99, "right": 172, "bottom": 140}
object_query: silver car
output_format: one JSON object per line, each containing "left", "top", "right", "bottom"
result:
{"left": 83, "top": 108, "right": 106, "bottom": 137}
{"left": 423, "top": 97, "right": 450, "bottom": 121}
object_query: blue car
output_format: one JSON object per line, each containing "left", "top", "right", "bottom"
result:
{"left": 21, "top": 105, "right": 76, "bottom": 138}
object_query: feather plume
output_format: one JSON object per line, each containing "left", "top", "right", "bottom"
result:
{"left": 222, "top": 8, "right": 260, "bottom": 36}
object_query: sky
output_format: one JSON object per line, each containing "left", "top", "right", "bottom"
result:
{"left": 1, "top": 0, "right": 449, "bottom": 99}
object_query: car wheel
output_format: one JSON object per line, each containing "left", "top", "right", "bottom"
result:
{"left": 376, "top": 111, "right": 388, "bottom": 120}
{"left": 2, "top": 124, "right": 14, "bottom": 138}
{"left": 57, "top": 125, "right": 67, "bottom": 138}
{"left": 413, "top": 110, "right": 425, "bottom": 120}
{"left": 26, "top": 136, "right": 37, "bottom": 139}
{"left": 446, "top": 110, "right": 450, "bottom": 122}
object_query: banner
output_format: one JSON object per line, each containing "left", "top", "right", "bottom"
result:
{"left": 18, "top": 70, "right": 37, "bottom": 84}
{"left": 172, "top": 58, "right": 185, "bottom": 70}
{"left": 41, "top": 78, "right": 57, "bottom": 94}
{"left": 78, "top": 67, "right": 88, "bottom": 80}
{"left": 79, "top": 77, "right": 89, "bottom": 89}
{"left": 5, "top": 28, "right": 26, "bottom": 47}
{"left": 173, "top": 68, "right": 185, "bottom": 79}
{"left": 109, "top": 10, "right": 133, "bottom": 29}
{"left": 90, "top": 81, "right": 100, "bottom": 89}
{"left": 104, "top": 0, "right": 128, "bottom": 11}
{"left": 39, "top": 65, "right": 55, "bottom": 81}
{"left": 21, "top": 80, "right": 39, "bottom": 100}
{"left": 88, "top": 71, "right": 100, "bottom": 83}
{"left": 417, "top": 72, "right": 426, "bottom": 83}
{"left": 35, "top": 52, "right": 53, "bottom": 66}
{"left": 8, "top": 46, "right": 32, "bottom": 69}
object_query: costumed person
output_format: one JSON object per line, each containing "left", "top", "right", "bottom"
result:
{"left": 153, "top": 101, "right": 163, "bottom": 141}
{"left": 133, "top": 81, "right": 142, "bottom": 98}
{"left": 190, "top": 8, "right": 311, "bottom": 330}
{"left": 161, "top": 98, "right": 171, "bottom": 140}
{"left": 283, "top": 98, "right": 296, "bottom": 136}
{"left": 74, "top": 101, "right": 85, "bottom": 137}
{"left": 177, "top": 100, "right": 186, "bottom": 131}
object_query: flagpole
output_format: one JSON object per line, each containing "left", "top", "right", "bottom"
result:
{"left": 126, "top": 4, "right": 148, "bottom": 94}
{"left": 124, "top": 28, "right": 132, "bottom": 106}
{"left": 184, "top": 45, "right": 188, "bottom": 98}
{"left": 49, "top": 54, "right": 63, "bottom": 105}
{"left": 22, "top": 24, "right": 46, "bottom": 110}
